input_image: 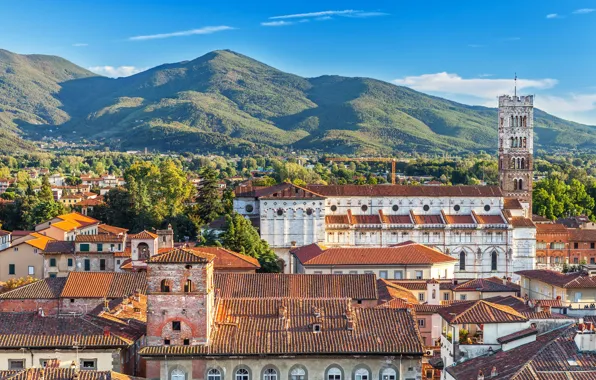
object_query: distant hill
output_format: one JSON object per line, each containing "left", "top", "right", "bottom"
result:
{"left": 1, "top": 49, "right": 595, "bottom": 155}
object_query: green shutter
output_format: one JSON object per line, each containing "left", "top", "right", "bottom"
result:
{"left": 80, "top": 244, "right": 90, "bottom": 252}
{"left": 97, "top": 243, "right": 103, "bottom": 252}
{"left": 8, "top": 264, "right": 15, "bottom": 275}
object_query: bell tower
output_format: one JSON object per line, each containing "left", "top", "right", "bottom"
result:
{"left": 498, "top": 84, "right": 534, "bottom": 215}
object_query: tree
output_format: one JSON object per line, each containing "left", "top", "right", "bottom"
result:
{"left": 0, "top": 276, "right": 38, "bottom": 293}
{"left": 218, "top": 213, "right": 281, "bottom": 272}
{"left": 65, "top": 176, "right": 82, "bottom": 186}
{"left": 25, "top": 200, "right": 66, "bottom": 228}
{"left": 193, "top": 167, "right": 224, "bottom": 224}
{"left": 158, "top": 160, "right": 194, "bottom": 218}
{"left": 562, "top": 262, "right": 569, "bottom": 273}
{"left": 38, "top": 175, "right": 54, "bottom": 202}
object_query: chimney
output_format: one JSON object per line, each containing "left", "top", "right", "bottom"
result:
{"left": 278, "top": 304, "right": 288, "bottom": 320}
{"left": 134, "top": 289, "right": 141, "bottom": 301}
{"left": 502, "top": 276, "right": 507, "bottom": 285}
{"left": 291, "top": 241, "right": 297, "bottom": 247}
{"left": 103, "top": 298, "right": 110, "bottom": 312}
{"left": 477, "top": 370, "right": 484, "bottom": 380}
{"left": 38, "top": 307, "right": 45, "bottom": 317}
{"left": 103, "top": 326, "right": 110, "bottom": 337}
{"left": 313, "top": 307, "right": 321, "bottom": 318}
{"left": 491, "top": 367, "right": 498, "bottom": 377}
{"left": 534, "top": 301, "right": 542, "bottom": 313}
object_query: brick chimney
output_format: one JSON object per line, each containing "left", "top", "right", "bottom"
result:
{"left": 103, "top": 326, "right": 110, "bottom": 337}
{"left": 477, "top": 370, "right": 484, "bottom": 380}
{"left": 37, "top": 307, "right": 45, "bottom": 317}
{"left": 491, "top": 367, "right": 498, "bottom": 377}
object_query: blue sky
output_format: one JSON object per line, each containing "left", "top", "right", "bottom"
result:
{"left": 2, "top": 0, "right": 596, "bottom": 124}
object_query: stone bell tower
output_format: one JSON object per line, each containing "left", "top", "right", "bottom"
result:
{"left": 498, "top": 83, "right": 534, "bottom": 215}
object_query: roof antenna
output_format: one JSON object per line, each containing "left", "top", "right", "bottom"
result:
{"left": 514, "top": 73, "right": 517, "bottom": 98}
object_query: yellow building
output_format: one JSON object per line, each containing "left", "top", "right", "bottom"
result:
{"left": 0, "top": 232, "right": 53, "bottom": 281}
{"left": 517, "top": 268, "right": 596, "bottom": 308}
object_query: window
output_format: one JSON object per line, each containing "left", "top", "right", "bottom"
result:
{"left": 394, "top": 270, "right": 403, "bottom": 279}
{"left": 460, "top": 294, "right": 467, "bottom": 301}
{"left": 423, "top": 205, "right": 430, "bottom": 212}
{"left": 415, "top": 270, "right": 423, "bottom": 280}
{"left": 592, "top": 243, "right": 595, "bottom": 249}
{"left": 484, "top": 205, "right": 491, "bottom": 212}
{"left": 591, "top": 258, "right": 595, "bottom": 265}
{"left": 97, "top": 243, "right": 103, "bottom": 252}
{"left": 354, "top": 368, "right": 369, "bottom": 380}
{"left": 161, "top": 279, "right": 172, "bottom": 292}
{"left": 172, "top": 321, "right": 181, "bottom": 331}
{"left": 491, "top": 251, "right": 498, "bottom": 271}
{"left": 327, "top": 367, "right": 342, "bottom": 380}
{"left": 454, "top": 204, "right": 460, "bottom": 212}
{"left": 183, "top": 339, "right": 190, "bottom": 345}
{"left": 68, "top": 258, "right": 73, "bottom": 267}
{"left": 236, "top": 368, "right": 250, "bottom": 380}
{"left": 334, "top": 271, "right": 343, "bottom": 274}
{"left": 575, "top": 243, "right": 579, "bottom": 249}
{"left": 245, "top": 204, "right": 254, "bottom": 213}
{"left": 80, "top": 243, "right": 90, "bottom": 252}
{"left": 574, "top": 257, "right": 579, "bottom": 264}
{"left": 8, "top": 264, "right": 15, "bottom": 275}
{"left": 349, "top": 270, "right": 358, "bottom": 274}
{"left": 459, "top": 252, "right": 466, "bottom": 271}
{"left": 164, "top": 339, "right": 171, "bottom": 345}
{"left": 8, "top": 360, "right": 25, "bottom": 370}
{"left": 361, "top": 205, "right": 368, "bottom": 212}
{"left": 13, "top": 247, "right": 18, "bottom": 251}
{"left": 28, "top": 266, "right": 35, "bottom": 275}
{"left": 306, "top": 208, "right": 313, "bottom": 216}
{"left": 80, "top": 359, "right": 97, "bottom": 370}
{"left": 418, "top": 319, "right": 425, "bottom": 327}
{"left": 208, "top": 369, "right": 222, "bottom": 380}
{"left": 290, "top": 367, "right": 306, "bottom": 380}
{"left": 392, "top": 205, "right": 399, "bottom": 211}
{"left": 171, "top": 369, "right": 185, "bottom": 380}
{"left": 443, "top": 293, "right": 450, "bottom": 301}
{"left": 277, "top": 209, "right": 284, "bottom": 216}
{"left": 100, "top": 259, "right": 106, "bottom": 271}
{"left": 418, "top": 293, "right": 425, "bottom": 301}
{"left": 49, "top": 273, "right": 57, "bottom": 278}
{"left": 330, "top": 205, "right": 337, "bottom": 212}
{"left": 84, "top": 259, "right": 91, "bottom": 271}
{"left": 184, "top": 279, "right": 193, "bottom": 292}
{"left": 381, "top": 368, "right": 397, "bottom": 380}
{"left": 263, "top": 368, "right": 278, "bottom": 380}
{"left": 379, "top": 271, "right": 388, "bottom": 279}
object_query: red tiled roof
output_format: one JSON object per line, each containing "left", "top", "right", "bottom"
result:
{"left": 214, "top": 273, "right": 378, "bottom": 300}
{"left": 569, "top": 229, "right": 596, "bottom": 242}
{"left": 504, "top": 198, "right": 524, "bottom": 209}
{"left": 412, "top": 213, "right": 444, "bottom": 225}
{"left": 497, "top": 327, "right": 537, "bottom": 344}
{"left": 515, "top": 269, "right": 596, "bottom": 289}
{"left": 60, "top": 272, "right": 147, "bottom": 298}
{"left": 147, "top": 248, "right": 215, "bottom": 264}
{"left": 42, "top": 241, "right": 75, "bottom": 254}
{"left": 454, "top": 278, "right": 519, "bottom": 293}
{"left": 352, "top": 214, "right": 382, "bottom": 224}
{"left": 536, "top": 223, "right": 569, "bottom": 234}
{"left": 326, "top": 215, "right": 350, "bottom": 224}
{"left": 383, "top": 214, "right": 413, "bottom": 224}
{"left": 390, "top": 280, "right": 456, "bottom": 291}
{"left": 128, "top": 230, "right": 158, "bottom": 240}
{"left": 235, "top": 183, "right": 325, "bottom": 199}
{"left": 75, "top": 234, "right": 125, "bottom": 243}
{"left": 306, "top": 185, "right": 503, "bottom": 197}
{"left": 0, "top": 278, "right": 67, "bottom": 299}
{"left": 293, "top": 242, "right": 457, "bottom": 266}
{"left": 0, "top": 369, "right": 140, "bottom": 380}
{"left": 438, "top": 300, "right": 528, "bottom": 324}
{"left": 140, "top": 298, "right": 424, "bottom": 357}
{"left": 446, "top": 326, "right": 596, "bottom": 380}
{"left": 376, "top": 279, "right": 419, "bottom": 306}
{"left": 509, "top": 216, "right": 536, "bottom": 227}
{"left": 98, "top": 224, "right": 129, "bottom": 235}
{"left": 188, "top": 247, "right": 260, "bottom": 270}
{"left": 473, "top": 213, "right": 506, "bottom": 224}
{"left": 443, "top": 214, "right": 475, "bottom": 224}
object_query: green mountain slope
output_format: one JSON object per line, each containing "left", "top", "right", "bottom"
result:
{"left": 2, "top": 49, "right": 596, "bottom": 155}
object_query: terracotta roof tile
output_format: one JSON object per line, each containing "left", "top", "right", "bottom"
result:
{"left": 0, "top": 278, "right": 67, "bottom": 299}
{"left": 258, "top": 183, "right": 325, "bottom": 199}
{"left": 293, "top": 242, "right": 457, "bottom": 266}
{"left": 75, "top": 234, "right": 125, "bottom": 243}
{"left": 128, "top": 230, "right": 157, "bottom": 240}
{"left": 444, "top": 214, "right": 476, "bottom": 225}
{"left": 454, "top": 278, "right": 519, "bottom": 293}
{"left": 42, "top": 241, "right": 75, "bottom": 254}
{"left": 376, "top": 279, "right": 418, "bottom": 306}
{"left": 536, "top": 223, "right": 569, "bottom": 234}
{"left": 412, "top": 214, "right": 444, "bottom": 225}
{"left": 383, "top": 214, "right": 414, "bottom": 224}
{"left": 140, "top": 298, "right": 424, "bottom": 357}
{"left": 473, "top": 213, "right": 507, "bottom": 225}
{"left": 352, "top": 214, "right": 382, "bottom": 224}
{"left": 515, "top": 270, "right": 596, "bottom": 289}
{"left": 305, "top": 185, "right": 503, "bottom": 197}
{"left": 0, "top": 368, "right": 139, "bottom": 380}
{"left": 60, "top": 272, "right": 147, "bottom": 298}
{"left": 214, "top": 273, "right": 378, "bottom": 300}
{"left": 496, "top": 327, "right": 537, "bottom": 343}
{"left": 390, "top": 280, "right": 456, "bottom": 291}
{"left": 439, "top": 300, "right": 528, "bottom": 324}
{"left": 24, "top": 233, "right": 54, "bottom": 250}
{"left": 569, "top": 229, "right": 596, "bottom": 242}
{"left": 510, "top": 217, "right": 536, "bottom": 228}
{"left": 504, "top": 198, "right": 524, "bottom": 209}
{"left": 147, "top": 248, "right": 215, "bottom": 264}
{"left": 325, "top": 215, "right": 350, "bottom": 224}
{"left": 187, "top": 247, "right": 260, "bottom": 270}
{"left": 98, "top": 224, "right": 129, "bottom": 235}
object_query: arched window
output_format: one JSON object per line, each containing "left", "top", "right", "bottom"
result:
{"left": 513, "top": 179, "right": 518, "bottom": 190}
{"left": 523, "top": 116, "right": 527, "bottom": 127}
{"left": 236, "top": 368, "right": 250, "bottom": 380}
{"left": 510, "top": 115, "right": 514, "bottom": 126}
{"left": 50, "top": 258, "right": 57, "bottom": 267}
{"left": 291, "top": 367, "right": 306, "bottom": 380}
{"left": 491, "top": 251, "right": 498, "bottom": 271}
{"left": 521, "top": 158, "right": 525, "bottom": 169}
{"left": 354, "top": 368, "right": 369, "bottom": 380}
{"left": 171, "top": 369, "right": 185, "bottom": 380}
{"left": 523, "top": 137, "right": 527, "bottom": 148}
{"left": 327, "top": 368, "right": 342, "bottom": 380}
{"left": 515, "top": 116, "right": 518, "bottom": 127}
{"left": 516, "top": 158, "right": 520, "bottom": 169}
{"left": 518, "top": 178, "right": 523, "bottom": 190}
{"left": 500, "top": 117, "right": 503, "bottom": 126}
{"left": 459, "top": 252, "right": 466, "bottom": 271}
{"left": 208, "top": 369, "right": 222, "bottom": 380}
{"left": 137, "top": 242, "right": 150, "bottom": 260}
{"left": 510, "top": 158, "right": 515, "bottom": 169}
{"left": 510, "top": 137, "right": 514, "bottom": 147}
{"left": 161, "top": 279, "right": 171, "bottom": 293}
{"left": 381, "top": 368, "right": 397, "bottom": 380}
{"left": 263, "top": 368, "right": 278, "bottom": 380}
{"left": 184, "top": 279, "right": 193, "bottom": 293}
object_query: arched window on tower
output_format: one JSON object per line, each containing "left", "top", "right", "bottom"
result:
{"left": 521, "top": 158, "right": 525, "bottom": 169}
{"left": 515, "top": 116, "right": 519, "bottom": 127}
{"left": 517, "top": 158, "right": 521, "bottom": 169}
{"left": 514, "top": 179, "right": 518, "bottom": 190}
{"left": 524, "top": 116, "right": 527, "bottom": 127}
{"left": 510, "top": 158, "right": 515, "bottom": 169}
{"left": 500, "top": 117, "right": 504, "bottom": 126}
{"left": 523, "top": 137, "right": 527, "bottom": 148}
{"left": 459, "top": 252, "right": 466, "bottom": 271}
{"left": 510, "top": 115, "right": 514, "bottom": 126}
{"left": 519, "top": 178, "right": 523, "bottom": 190}
{"left": 161, "top": 279, "right": 172, "bottom": 293}
{"left": 491, "top": 251, "right": 498, "bottom": 271}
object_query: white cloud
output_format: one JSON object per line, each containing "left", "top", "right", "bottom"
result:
{"left": 478, "top": 74, "right": 493, "bottom": 78}
{"left": 546, "top": 13, "right": 559, "bottom": 19}
{"left": 261, "top": 21, "right": 294, "bottom": 27}
{"left": 88, "top": 65, "right": 145, "bottom": 78}
{"left": 72, "top": 43, "right": 88, "bottom": 47}
{"left": 536, "top": 94, "right": 596, "bottom": 113}
{"left": 315, "top": 16, "right": 333, "bottom": 21}
{"left": 269, "top": 9, "right": 387, "bottom": 20}
{"left": 573, "top": 8, "right": 595, "bottom": 14}
{"left": 393, "top": 72, "right": 557, "bottom": 100}
{"left": 129, "top": 26, "right": 234, "bottom": 41}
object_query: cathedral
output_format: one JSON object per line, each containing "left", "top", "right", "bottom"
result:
{"left": 234, "top": 94, "right": 537, "bottom": 280}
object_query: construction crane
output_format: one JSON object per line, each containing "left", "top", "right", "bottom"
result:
{"left": 325, "top": 157, "right": 399, "bottom": 184}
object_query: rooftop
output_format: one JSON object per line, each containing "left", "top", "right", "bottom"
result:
{"left": 140, "top": 298, "right": 423, "bottom": 357}
{"left": 439, "top": 299, "right": 528, "bottom": 324}
{"left": 146, "top": 248, "right": 215, "bottom": 264}
{"left": 187, "top": 246, "right": 260, "bottom": 270}
{"left": 75, "top": 234, "right": 125, "bottom": 243}
{"left": 128, "top": 230, "right": 158, "bottom": 240}
{"left": 0, "top": 369, "right": 142, "bottom": 380}
{"left": 292, "top": 242, "right": 457, "bottom": 266}
{"left": 516, "top": 269, "right": 596, "bottom": 289}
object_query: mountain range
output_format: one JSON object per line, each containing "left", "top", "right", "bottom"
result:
{"left": 1, "top": 48, "right": 595, "bottom": 155}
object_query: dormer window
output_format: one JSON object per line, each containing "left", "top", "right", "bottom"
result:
{"left": 313, "top": 324, "right": 321, "bottom": 333}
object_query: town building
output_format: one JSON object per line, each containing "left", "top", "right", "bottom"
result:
{"left": 291, "top": 241, "right": 457, "bottom": 279}
{"left": 534, "top": 225, "right": 596, "bottom": 270}
{"left": 139, "top": 249, "right": 425, "bottom": 380}
{"left": 517, "top": 267, "right": 596, "bottom": 308}
{"left": 35, "top": 213, "right": 100, "bottom": 241}
{"left": 0, "top": 232, "right": 52, "bottom": 281}
{"left": 0, "top": 230, "right": 11, "bottom": 251}
{"left": 0, "top": 368, "right": 141, "bottom": 379}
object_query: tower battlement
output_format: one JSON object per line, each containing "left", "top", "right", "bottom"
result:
{"left": 499, "top": 95, "right": 534, "bottom": 107}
